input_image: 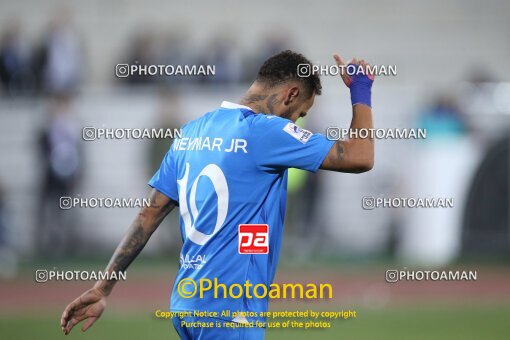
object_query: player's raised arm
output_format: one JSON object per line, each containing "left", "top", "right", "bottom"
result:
{"left": 320, "top": 54, "right": 375, "bottom": 173}
{"left": 60, "top": 189, "right": 176, "bottom": 335}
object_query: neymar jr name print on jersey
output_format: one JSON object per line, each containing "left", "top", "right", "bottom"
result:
{"left": 173, "top": 137, "right": 248, "bottom": 153}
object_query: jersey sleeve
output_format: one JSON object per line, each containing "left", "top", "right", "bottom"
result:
{"left": 249, "top": 116, "right": 335, "bottom": 173}
{"left": 148, "top": 146, "right": 179, "bottom": 203}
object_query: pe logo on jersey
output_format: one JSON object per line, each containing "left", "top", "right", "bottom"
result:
{"left": 283, "top": 123, "right": 312, "bottom": 144}
{"left": 238, "top": 224, "right": 269, "bottom": 254}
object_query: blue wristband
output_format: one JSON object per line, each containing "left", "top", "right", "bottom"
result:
{"left": 349, "top": 64, "right": 374, "bottom": 107}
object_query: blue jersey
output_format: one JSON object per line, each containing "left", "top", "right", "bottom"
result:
{"left": 149, "top": 101, "right": 334, "bottom": 321}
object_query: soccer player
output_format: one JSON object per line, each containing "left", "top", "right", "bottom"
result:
{"left": 61, "top": 50, "right": 374, "bottom": 339}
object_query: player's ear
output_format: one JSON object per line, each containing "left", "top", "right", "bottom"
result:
{"left": 283, "top": 86, "right": 300, "bottom": 105}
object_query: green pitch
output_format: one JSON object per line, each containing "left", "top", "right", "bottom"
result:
{"left": 1, "top": 304, "right": 509, "bottom": 340}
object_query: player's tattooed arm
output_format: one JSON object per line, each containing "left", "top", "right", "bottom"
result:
{"left": 61, "top": 189, "right": 175, "bottom": 335}
{"left": 321, "top": 104, "right": 374, "bottom": 173}
{"left": 321, "top": 54, "right": 374, "bottom": 173}
{"left": 94, "top": 189, "right": 176, "bottom": 296}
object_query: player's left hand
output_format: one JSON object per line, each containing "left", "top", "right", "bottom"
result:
{"left": 60, "top": 287, "right": 107, "bottom": 335}
{"left": 333, "top": 54, "right": 375, "bottom": 87}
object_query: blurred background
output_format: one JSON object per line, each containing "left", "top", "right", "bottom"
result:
{"left": 0, "top": 0, "right": 509, "bottom": 339}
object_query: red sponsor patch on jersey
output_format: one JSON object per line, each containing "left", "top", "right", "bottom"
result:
{"left": 238, "top": 224, "right": 269, "bottom": 254}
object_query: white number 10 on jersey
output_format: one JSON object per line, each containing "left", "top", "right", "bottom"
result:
{"left": 177, "top": 163, "right": 229, "bottom": 245}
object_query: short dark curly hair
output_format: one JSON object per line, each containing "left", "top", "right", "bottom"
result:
{"left": 256, "top": 50, "right": 322, "bottom": 96}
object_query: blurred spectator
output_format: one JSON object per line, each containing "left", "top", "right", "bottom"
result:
{"left": 0, "top": 184, "right": 9, "bottom": 249}
{"left": 462, "top": 133, "right": 509, "bottom": 257}
{"left": 0, "top": 181, "right": 17, "bottom": 278}
{"left": 37, "top": 93, "right": 82, "bottom": 256}
{"left": 0, "top": 20, "right": 33, "bottom": 96}
{"left": 148, "top": 89, "right": 183, "bottom": 173}
{"left": 458, "top": 67, "right": 508, "bottom": 116}
{"left": 157, "top": 30, "right": 191, "bottom": 85}
{"left": 399, "top": 93, "right": 478, "bottom": 266}
{"left": 417, "top": 94, "right": 470, "bottom": 139}
{"left": 122, "top": 29, "right": 157, "bottom": 85}
{"left": 147, "top": 88, "right": 183, "bottom": 253}
{"left": 198, "top": 34, "right": 242, "bottom": 84}
{"left": 244, "top": 30, "right": 294, "bottom": 82}
{"left": 32, "top": 13, "right": 84, "bottom": 95}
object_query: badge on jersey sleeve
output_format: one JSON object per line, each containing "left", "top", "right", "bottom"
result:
{"left": 283, "top": 123, "right": 312, "bottom": 144}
